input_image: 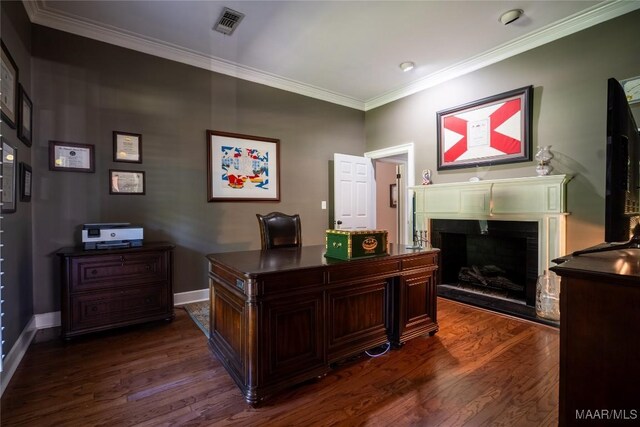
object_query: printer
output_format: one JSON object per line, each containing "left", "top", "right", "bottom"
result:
{"left": 82, "top": 223, "right": 143, "bottom": 250}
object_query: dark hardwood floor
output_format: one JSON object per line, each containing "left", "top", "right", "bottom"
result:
{"left": 1, "top": 298, "right": 558, "bottom": 426}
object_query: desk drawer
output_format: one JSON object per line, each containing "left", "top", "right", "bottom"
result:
{"left": 70, "top": 252, "right": 169, "bottom": 292}
{"left": 327, "top": 259, "right": 400, "bottom": 283}
{"left": 259, "top": 269, "right": 324, "bottom": 295}
{"left": 401, "top": 253, "right": 438, "bottom": 271}
{"left": 69, "top": 283, "right": 170, "bottom": 332}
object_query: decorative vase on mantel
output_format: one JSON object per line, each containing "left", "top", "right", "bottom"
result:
{"left": 535, "top": 145, "right": 554, "bottom": 176}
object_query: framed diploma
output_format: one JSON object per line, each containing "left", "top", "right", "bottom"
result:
{"left": 1, "top": 138, "right": 17, "bottom": 213}
{"left": 436, "top": 86, "right": 532, "bottom": 170}
{"left": 20, "top": 162, "right": 32, "bottom": 202}
{"left": 109, "top": 169, "right": 145, "bottom": 195}
{"left": 49, "top": 141, "right": 95, "bottom": 172}
{"left": 113, "top": 131, "right": 142, "bottom": 163}
{"left": 1, "top": 41, "right": 19, "bottom": 129}
{"left": 18, "top": 85, "right": 33, "bottom": 147}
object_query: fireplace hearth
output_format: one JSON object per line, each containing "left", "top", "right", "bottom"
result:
{"left": 431, "top": 219, "right": 556, "bottom": 325}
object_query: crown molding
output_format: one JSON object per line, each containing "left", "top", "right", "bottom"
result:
{"left": 23, "top": 0, "right": 639, "bottom": 112}
{"left": 364, "top": 0, "right": 640, "bottom": 111}
{"left": 22, "top": 0, "right": 366, "bottom": 110}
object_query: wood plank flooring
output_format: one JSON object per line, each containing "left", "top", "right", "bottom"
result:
{"left": 1, "top": 298, "right": 559, "bottom": 426}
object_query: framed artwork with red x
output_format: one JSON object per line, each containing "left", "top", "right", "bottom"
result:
{"left": 436, "top": 86, "right": 533, "bottom": 171}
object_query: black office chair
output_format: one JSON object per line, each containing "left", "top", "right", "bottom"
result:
{"left": 256, "top": 212, "right": 302, "bottom": 250}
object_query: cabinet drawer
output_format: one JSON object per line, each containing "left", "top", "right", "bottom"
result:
{"left": 70, "top": 252, "right": 169, "bottom": 292}
{"left": 69, "top": 284, "right": 170, "bottom": 332}
{"left": 401, "top": 253, "right": 438, "bottom": 271}
{"left": 327, "top": 259, "right": 400, "bottom": 283}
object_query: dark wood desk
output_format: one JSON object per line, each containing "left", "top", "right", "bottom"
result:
{"left": 206, "top": 244, "right": 439, "bottom": 404}
{"left": 551, "top": 250, "right": 640, "bottom": 426}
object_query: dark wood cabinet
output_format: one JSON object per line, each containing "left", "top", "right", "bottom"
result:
{"left": 207, "top": 245, "right": 439, "bottom": 404}
{"left": 393, "top": 269, "right": 438, "bottom": 344}
{"left": 260, "top": 290, "right": 325, "bottom": 386}
{"left": 326, "top": 279, "right": 390, "bottom": 362}
{"left": 551, "top": 250, "right": 640, "bottom": 426}
{"left": 58, "top": 242, "right": 175, "bottom": 339}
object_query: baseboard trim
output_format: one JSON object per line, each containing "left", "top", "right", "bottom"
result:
{"left": 173, "top": 288, "right": 209, "bottom": 306}
{"left": 0, "top": 316, "right": 37, "bottom": 396}
{"left": 35, "top": 311, "right": 61, "bottom": 329}
{"left": 0, "top": 289, "right": 208, "bottom": 398}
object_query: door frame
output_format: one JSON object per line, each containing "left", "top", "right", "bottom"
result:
{"left": 364, "top": 143, "right": 415, "bottom": 244}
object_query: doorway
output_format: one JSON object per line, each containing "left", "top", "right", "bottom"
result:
{"left": 365, "top": 143, "right": 415, "bottom": 245}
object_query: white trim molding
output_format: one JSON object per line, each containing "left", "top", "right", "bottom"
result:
{"left": 365, "top": 143, "right": 415, "bottom": 244}
{"left": 22, "top": 0, "right": 640, "bottom": 111}
{"left": 0, "top": 317, "right": 37, "bottom": 396}
{"left": 173, "top": 289, "right": 209, "bottom": 306}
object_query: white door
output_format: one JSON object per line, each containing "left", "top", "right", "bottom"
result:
{"left": 333, "top": 153, "right": 376, "bottom": 229}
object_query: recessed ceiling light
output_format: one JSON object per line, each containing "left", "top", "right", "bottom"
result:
{"left": 499, "top": 9, "right": 523, "bottom": 25}
{"left": 399, "top": 61, "right": 415, "bottom": 72}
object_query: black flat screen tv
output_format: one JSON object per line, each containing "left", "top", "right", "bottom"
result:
{"left": 605, "top": 77, "right": 640, "bottom": 243}
{"left": 571, "top": 78, "right": 640, "bottom": 257}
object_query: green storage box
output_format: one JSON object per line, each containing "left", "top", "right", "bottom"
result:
{"left": 325, "top": 229, "right": 388, "bottom": 260}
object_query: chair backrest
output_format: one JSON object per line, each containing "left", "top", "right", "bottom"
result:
{"left": 256, "top": 212, "right": 302, "bottom": 250}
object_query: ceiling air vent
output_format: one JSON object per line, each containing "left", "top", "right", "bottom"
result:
{"left": 214, "top": 7, "right": 245, "bottom": 36}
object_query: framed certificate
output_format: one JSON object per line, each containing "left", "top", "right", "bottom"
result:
{"left": 1, "top": 138, "right": 17, "bottom": 213}
{"left": 18, "top": 85, "right": 33, "bottom": 147}
{"left": 20, "top": 162, "right": 32, "bottom": 202}
{"left": 113, "top": 131, "right": 142, "bottom": 163}
{"left": 49, "top": 141, "right": 95, "bottom": 172}
{"left": 1, "top": 41, "right": 19, "bottom": 129}
{"left": 109, "top": 169, "right": 145, "bottom": 195}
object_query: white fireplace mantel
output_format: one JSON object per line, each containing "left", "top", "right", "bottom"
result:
{"left": 411, "top": 174, "right": 572, "bottom": 274}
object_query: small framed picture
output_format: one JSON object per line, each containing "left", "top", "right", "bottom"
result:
{"left": 1, "top": 138, "right": 17, "bottom": 213}
{"left": 18, "top": 85, "right": 33, "bottom": 147}
{"left": 20, "top": 162, "right": 32, "bottom": 202}
{"left": 113, "top": 131, "right": 142, "bottom": 163}
{"left": 390, "top": 183, "right": 398, "bottom": 208}
{"left": 109, "top": 169, "right": 145, "bottom": 195}
{"left": 49, "top": 141, "right": 95, "bottom": 173}
{"left": 1, "top": 41, "right": 19, "bottom": 129}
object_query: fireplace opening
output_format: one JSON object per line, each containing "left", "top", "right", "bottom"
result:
{"left": 432, "top": 219, "right": 538, "bottom": 307}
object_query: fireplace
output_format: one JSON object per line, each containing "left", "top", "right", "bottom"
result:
{"left": 431, "top": 219, "right": 538, "bottom": 306}
{"left": 412, "top": 175, "right": 570, "bottom": 324}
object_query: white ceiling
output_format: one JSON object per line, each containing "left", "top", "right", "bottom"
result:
{"left": 23, "top": 1, "right": 640, "bottom": 110}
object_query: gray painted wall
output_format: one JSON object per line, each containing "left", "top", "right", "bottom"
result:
{"left": 1, "top": 1, "right": 34, "bottom": 361}
{"left": 30, "top": 26, "right": 365, "bottom": 316}
{"left": 365, "top": 10, "right": 640, "bottom": 253}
